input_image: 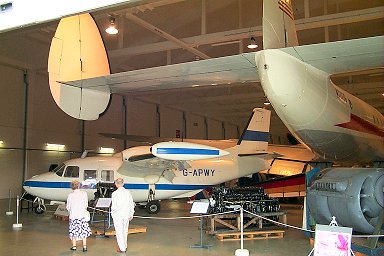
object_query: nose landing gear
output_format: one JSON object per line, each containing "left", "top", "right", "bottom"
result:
{"left": 34, "top": 197, "right": 46, "bottom": 214}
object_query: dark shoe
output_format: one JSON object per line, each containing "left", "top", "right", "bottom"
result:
{"left": 83, "top": 247, "right": 87, "bottom": 252}
{"left": 116, "top": 249, "right": 126, "bottom": 253}
{"left": 70, "top": 246, "right": 76, "bottom": 251}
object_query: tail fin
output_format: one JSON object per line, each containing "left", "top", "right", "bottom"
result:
{"left": 263, "top": 0, "right": 299, "bottom": 49}
{"left": 237, "top": 108, "right": 271, "bottom": 154}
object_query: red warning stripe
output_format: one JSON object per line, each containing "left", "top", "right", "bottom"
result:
{"left": 278, "top": 0, "right": 294, "bottom": 20}
{"left": 336, "top": 113, "right": 384, "bottom": 137}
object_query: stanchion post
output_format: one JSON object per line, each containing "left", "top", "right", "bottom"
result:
{"left": 234, "top": 206, "right": 249, "bottom": 256}
{"left": 13, "top": 195, "right": 23, "bottom": 229}
{"left": 6, "top": 189, "right": 14, "bottom": 216}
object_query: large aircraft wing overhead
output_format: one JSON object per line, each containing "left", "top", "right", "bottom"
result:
{"left": 281, "top": 36, "right": 384, "bottom": 74}
{"left": 62, "top": 52, "right": 259, "bottom": 93}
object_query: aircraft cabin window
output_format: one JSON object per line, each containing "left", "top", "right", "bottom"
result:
{"left": 64, "top": 166, "right": 79, "bottom": 178}
{"left": 101, "top": 170, "right": 114, "bottom": 182}
{"left": 54, "top": 164, "right": 65, "bottom": 177}
{"left": 84, "top": 170, "right": 97, "bottom": 180}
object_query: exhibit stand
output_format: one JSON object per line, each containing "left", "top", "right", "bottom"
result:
{"left": 190, "top": 200, "right": 212, "bottom": 249}
{"left": 234, "top": 206, "right": 249, "bottom": 256}
{"left": 5, "top": 189, "right": 13, "bottom": 215}
{"left": 93, "top": 198, "right": 112, "bottom": 238}
{"left": 12, "top": 196, "right": 22, "bottom": 229}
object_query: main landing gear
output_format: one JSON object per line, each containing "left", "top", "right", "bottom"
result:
{"left": 145, "top": 186, "right": 161, "bottom": 214}
{"left": 146, "top": 200, "right": 161, "bottom": 214}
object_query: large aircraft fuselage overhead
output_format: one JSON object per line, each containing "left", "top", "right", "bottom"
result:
{"left": 40, "top": 0, "right": 383, "bottom": 233}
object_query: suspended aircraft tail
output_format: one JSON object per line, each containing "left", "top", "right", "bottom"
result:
{"left": 263, "top": 0, "right": 299, "bottom": 49}
{"left": 237, "top": 108, "right": 271, "bottom": 155}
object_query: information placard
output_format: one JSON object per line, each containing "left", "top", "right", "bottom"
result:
{"left": 190, "top": 201, "right": 209, "bottom": 214}
{"left": 314, "top": 224, "right": 352, "bottom": 256}
{"left": 95, "top": 198, "right": 112, "bottom": 208}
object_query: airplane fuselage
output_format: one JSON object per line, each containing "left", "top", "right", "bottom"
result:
{"left": 23, "top": 145, "right": 269, "bottom": 202}
{"left": 256, "top": 49, "right": 384, "bottom": 166}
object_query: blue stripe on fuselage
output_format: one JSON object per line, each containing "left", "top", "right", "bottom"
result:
{"left": 156, "top": 148, "right": 219, "bottom": 155}
{"left": 242, "top": 130, "right": 269, "bottom": 142}
{"left": 23, "top": 181, "right": 208, "bottom": 191}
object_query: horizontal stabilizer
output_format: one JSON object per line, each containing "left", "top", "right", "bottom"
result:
{"left": 281, "top": 36, "right": 384, "bottom": 74}
{"left": 64, "top": 52, "right": 259, "bottom": 94}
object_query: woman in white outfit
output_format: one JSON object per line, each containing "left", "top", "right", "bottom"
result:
{"left": 66, "top": 180, "right": 91, "bottom": 252}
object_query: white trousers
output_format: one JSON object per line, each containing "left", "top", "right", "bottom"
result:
{"left": 113, "top": 217, "right": 130, "bottom": 252}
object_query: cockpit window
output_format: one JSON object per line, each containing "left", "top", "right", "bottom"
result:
{"left": 54, "top": 164, "right": 65, "bottom": 177}
{"left": 64, "top": 166, "right": 79, "bottom": 178}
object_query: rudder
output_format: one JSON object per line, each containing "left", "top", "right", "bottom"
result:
{"left": 263, "top": 0, "right": 299, "bottom": 49}
{"left": 237, "top": 108, "right": 271, "bottom": 154}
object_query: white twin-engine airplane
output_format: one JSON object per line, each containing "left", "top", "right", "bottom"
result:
{"left": 25, "top": 0, "right": 383, "bottom": 233}
{"left": 23, "top": 108, "right": 274, "bottom": 214}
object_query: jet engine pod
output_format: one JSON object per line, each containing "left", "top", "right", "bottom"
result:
{"left": 307, "top": 167, "right": 384, "bottom": 234}
{"left": 151, "top": 142, "right": 229, "bottom": 161}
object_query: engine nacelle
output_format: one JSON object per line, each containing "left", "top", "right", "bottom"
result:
{"left": 307, "top": 167, "right": 384, "bottom": 234}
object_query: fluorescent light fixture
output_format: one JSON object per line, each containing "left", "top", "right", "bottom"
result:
{"left": 100, "top": 147, "right": 114, "bottom": 154}
{"left": 46, "top": 143, "right": 65, "bottom": 150}
{"left": 106, "top": 16, "right": 118, "bottom": 35}
{"left": 0, "top": 140, "right": 3, "bottom": 145}
{"left": 263, "top": 98, "right": 271, "bottom": 105}
{"left": 247, "top": 37, "right": 258, "bottom": 49}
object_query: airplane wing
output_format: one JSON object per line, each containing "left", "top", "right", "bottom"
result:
{"left": 116, "top": 151, "right": 189, "bottom": 182}
{"left": 100, "top": 133, "right": 237, "bottom": 149}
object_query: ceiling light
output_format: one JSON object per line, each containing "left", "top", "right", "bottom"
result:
{"left": 106, "top": 16, "right": 118, "bottom": 35}
{"left": 247, "top": 37, "right": 258, "bottom": 49}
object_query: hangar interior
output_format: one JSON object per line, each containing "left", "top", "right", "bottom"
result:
{"left": 0, "top": 0, "right": 383, "bottom": 255}
{"left": 0, "top": 0, "right": 382, "bottom": 199}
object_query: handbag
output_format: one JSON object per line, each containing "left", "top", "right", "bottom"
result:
{"left": 85, "top": 210, "right": 91, "bottom": 222}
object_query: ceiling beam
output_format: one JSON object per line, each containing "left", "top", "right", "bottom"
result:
{"left": 109, "top": 7, "right": 384, "bottom": 59}
{"left": 125, "top": 13, "right": 211, "bottom": 60}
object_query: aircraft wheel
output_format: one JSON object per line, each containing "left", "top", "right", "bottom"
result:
{"left": 146, "top": 200, "right": 160, "bottom": 214}
{"left": 35, "top": 204, "right": 46, "bottom": 214}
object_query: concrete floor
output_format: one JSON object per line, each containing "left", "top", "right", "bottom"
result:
{"left": 0, "top": 198, "right": 313, "bottom": 256}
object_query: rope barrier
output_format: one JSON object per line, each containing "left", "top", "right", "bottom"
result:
{"left": 86, "top": 205, "right": 238, "bottom": 220}
{"left": 19, "top": 196, "right": 384, "bottom": 238}
{"left": 243, "top": 209, "right": 315, "bottom": 233}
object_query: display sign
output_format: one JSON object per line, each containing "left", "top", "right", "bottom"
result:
{"left": 190, "top": 200, "right": 209, "bottom": 214}
{"left": 314, "top": 224, "right": 352, "bottom": 256}
{"left": 95, "top": 198, "right": 112, "bottom": 208}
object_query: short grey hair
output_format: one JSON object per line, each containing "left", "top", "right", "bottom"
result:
{"left": 115, "top": 178, "right": 124, "bottom": 185}
{"left": 71, "top": 180, "right": 81, "bottom": 190}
